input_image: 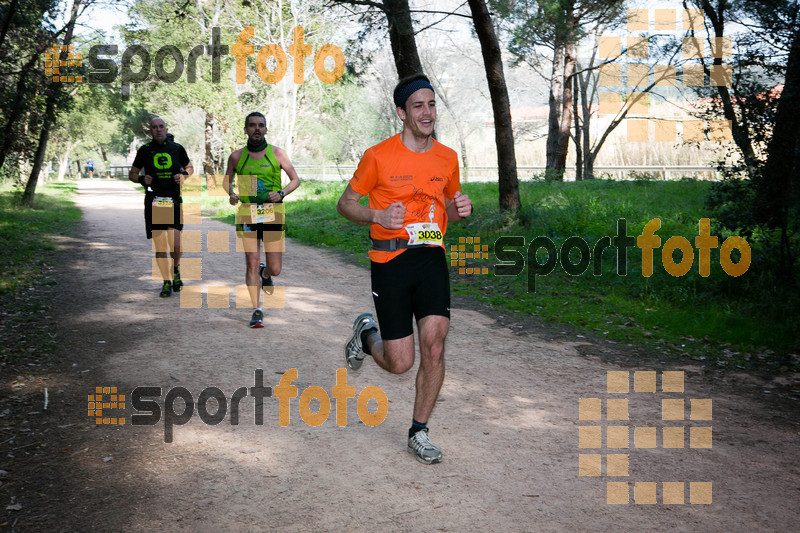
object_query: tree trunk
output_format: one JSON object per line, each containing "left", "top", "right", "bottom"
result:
{"left": 555, "top": 41, "right": 574, "bottom": 174}
{"left": 0, "top": 51, "right": 46, "bottom": 173}
{"left": 99, "top": 146, "right": 107, "bottom": 162}
{"left": 328, "top": 0, "right": 422, "bottom": 79}
{"left": 467, "top": 0, "right": 520, "bottom": 211}
{"left": 580, "top": 66, "right": 593, "bottom": 179}
{"left": 22, "top": 0, "right": 81, "bottom": 205}
{"left": 762, "top": 25, "right": 800, "bottom": 277}
{"left": 457, "top": 123, "right": 469, "bottom": 183}
{"left": 546, "top": 43, "right": 565, "bottom": 177}
{"left": 23, "top": 105, "right": 55, "bottom": 205}
{"left": 0, "top": 0, "right": 73, "bottom": 172}
{"left": 699, "top": 0, "right": 759, "bottom": 174}
{"left": 43, "top": 160, "right": 51, "bottom": 184}
{"left": 383, "top": 0, "right": 424, "bottom": 78}
{"left": 203, "top": 112, "right": 214, "bottom": 175}
{"left": 99, "top": 145, "right": 108, "bottom": 177}
{"left": 56, "top": 150, "right": 71, "bottom": 181}
{"left": 0, "top": 0, "right": 20, "bottom": 51}
{"left": 573, "top": 73, "right": 582, "bottom": 181}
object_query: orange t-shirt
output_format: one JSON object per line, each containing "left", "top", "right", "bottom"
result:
{"left": 350, "top": 134, "right": 460, "bottom": 263}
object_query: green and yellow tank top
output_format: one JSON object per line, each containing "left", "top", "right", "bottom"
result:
{"left": 235, "top": 145, "right": 281, "bottom": 203}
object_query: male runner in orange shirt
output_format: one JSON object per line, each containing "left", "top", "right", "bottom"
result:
{"left": 337, "top": 74, "right": 473, "bottom": 464}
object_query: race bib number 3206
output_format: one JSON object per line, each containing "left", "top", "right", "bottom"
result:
{"left": 250, "top": 203, "right": 275, "bottom": 224}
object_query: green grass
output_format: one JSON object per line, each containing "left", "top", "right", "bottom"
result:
{"left": 0, "top": 183, "right": 81, "bottom": 293}
{"left": 0, "top": 182, "right": 81, "bottom": 360}
{"left": 268, "top": 178, "right": 797, "bottom": 370}
{"left": 198, "top": 180, "right": 374, "bottom": 266}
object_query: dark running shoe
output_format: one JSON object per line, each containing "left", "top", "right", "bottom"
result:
{"left": 159, "top": 280, "right": 172, "bottom": 298}
{"left": 249, "top": 309, "right": 264, "bottom": 328}
{"left": 260, "top": 262, "right": 274, "bottom": 295}
{"left": 172, "top": 267, "right": 183, "bottom": 292}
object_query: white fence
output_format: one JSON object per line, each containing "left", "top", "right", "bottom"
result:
{"left": 293, "top": 164, "right": 721, "bottom": 182}
{"left": 112, "top": 164, "right": 722, "bottom": 182}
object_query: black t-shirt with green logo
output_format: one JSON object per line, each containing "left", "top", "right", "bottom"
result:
{"left": 132, "top": 140, "right": 190, "bottom": 197}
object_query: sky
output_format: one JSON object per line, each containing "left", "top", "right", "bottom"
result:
{"left": 79, "top": 0, "right": 130, "bottom": 40}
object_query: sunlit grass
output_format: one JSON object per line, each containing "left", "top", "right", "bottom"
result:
{"left": 280, "top": 178, "right": 798, "bottom": 367}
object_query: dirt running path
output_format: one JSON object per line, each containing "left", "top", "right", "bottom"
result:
{"left": 7, "top": 179, "right": 799, "bottom": 531}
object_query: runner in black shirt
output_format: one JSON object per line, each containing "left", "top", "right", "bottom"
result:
{"left": 129, "top": 117, "right": 194, "bottom": 297}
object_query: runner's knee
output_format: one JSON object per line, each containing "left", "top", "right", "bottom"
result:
{"left": 383, "top": 342, "right": 415, "bottom": 374}
{"left": 387, "top": 356, "right": 414, "bottom": 374}
{"left": 246, "top": 254, "right": 260, "bottom": 270}
{"left": 420, "top": 340, "right": 445, "bottom": 367}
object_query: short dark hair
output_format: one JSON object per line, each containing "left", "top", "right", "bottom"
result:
{"left": 244, "top": 111, "right": 266, "bottom": 128}
{"left": 393, "top": 74, "right": 434, "bottom": 110}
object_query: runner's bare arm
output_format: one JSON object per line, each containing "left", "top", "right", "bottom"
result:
{"left": 445, "top": 191, "right": 472, "bottom": 222}
{"left": 223, "top": 151, "right": 242, "bottom": 206}
{"left": 173, "top": 161, "right": 195, "bottom": 184}
{"left": 129, "top": 166, "right": 153, "bottom": 185}
{"left": 337, "top": 184, "right": 405, "bottom": 229}
{"left": 269, "top": 146, "right": 301, "bottom": 202}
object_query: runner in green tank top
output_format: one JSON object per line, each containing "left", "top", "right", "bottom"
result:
{"left": 234, "top": 144, "right": 282, "bottom": 204}
{"left": 223, "top": 112, "right": 301, "bottom": 328}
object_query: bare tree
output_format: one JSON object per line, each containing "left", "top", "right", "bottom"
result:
{"left": 571, "top": 30, "right": 684, "bottom": 179}
{"left": 327, "top": 0, "right": 424, "bottom": 77}
{"left": 498, "top": 0, "right": 625, "bottom": 179}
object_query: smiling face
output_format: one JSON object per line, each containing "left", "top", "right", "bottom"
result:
{"left": 397, "top": 88, "right": 436, "bottom": 140}
{"left": 149, "top": 118, "right": 167, "bottom": 143}
{"left": 245, "top": 115, "right": 267, "bottom": 143}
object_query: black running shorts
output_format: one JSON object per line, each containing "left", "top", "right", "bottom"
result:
{"left": 370, "top": 246, "right": 451, "bottom": 340}
{"left": 144, "top": 193, "right": 183, "bottom": 239}
{"left": 235, "top": 222, "right": 285, "bottom": 237}
{"left": 235, "top": 202, "right": 286, "bottom": 240}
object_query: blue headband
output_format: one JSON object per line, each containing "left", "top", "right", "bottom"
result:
{"left": 394, "top": 79, "right": 435, "bottom": 109}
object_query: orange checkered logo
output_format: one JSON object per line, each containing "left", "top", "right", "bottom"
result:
{"left": 44, "top": 45, "right": 83, "bottom": 83}
{"left": 450, "top": 236, "right": 489, "bottom": 275}
{"left": 579, "top": 371, "right": 713, "bottom": 505}
{"left": 88, "top": 386, "right": 126, "bottom": 425}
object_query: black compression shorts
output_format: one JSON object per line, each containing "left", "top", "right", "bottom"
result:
{"left": 370, "top": 246, "right": 450, "bottom": 340}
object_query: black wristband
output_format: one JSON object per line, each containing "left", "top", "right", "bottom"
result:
{"left": 180, "top": 170, "right": 189, "bottom": 176}
{"left": 138, "top": 176, "right": 146, "bottom": 186}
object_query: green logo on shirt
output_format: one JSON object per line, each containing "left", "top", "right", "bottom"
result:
{"left": 153, "top": 153, "right": 172, "bottom": 170}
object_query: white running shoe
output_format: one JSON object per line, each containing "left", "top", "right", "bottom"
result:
{"left": 344, "top": 313, "right": 377, "bottom": 370}
{"left": 408, "top": 428, "right": 443, "bottom": 464}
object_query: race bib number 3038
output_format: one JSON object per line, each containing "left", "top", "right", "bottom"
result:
{"left": 405, "top": 222, "right": 443, "bottom": 246}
